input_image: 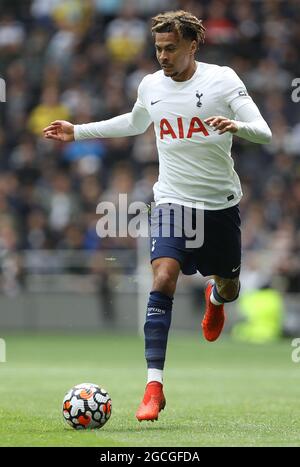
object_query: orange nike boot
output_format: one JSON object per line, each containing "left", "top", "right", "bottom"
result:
{"left": 135, "top": 381, "right": 166, "bottom": 422}
{"left": 202, "top": 280, "right": 225, "bottom": 342}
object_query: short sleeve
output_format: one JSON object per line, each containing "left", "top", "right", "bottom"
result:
{"left": 220, "top": 66, "right": 253, "bottom": 114}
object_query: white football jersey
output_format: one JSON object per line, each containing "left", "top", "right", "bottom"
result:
{"left": 135, "top": 61, "right": 254, "bottom": 209}
{"left": 75, "top": 61, "right": 271, "bottom": 210}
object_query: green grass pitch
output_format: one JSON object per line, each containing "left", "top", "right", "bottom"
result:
{"left": 0, "top": 333, "right": 299, "bottom": 447}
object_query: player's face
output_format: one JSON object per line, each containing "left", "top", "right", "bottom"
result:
{"left": 155, "top": 32, "right": 197, "bottom": 81}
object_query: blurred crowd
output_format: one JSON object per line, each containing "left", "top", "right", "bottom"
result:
{"left": 0, "top": 0, "right": 300, "bottom": 295}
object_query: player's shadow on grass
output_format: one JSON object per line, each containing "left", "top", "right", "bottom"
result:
{"left": 104, "top": 424, "right": 184, "bottom": 433}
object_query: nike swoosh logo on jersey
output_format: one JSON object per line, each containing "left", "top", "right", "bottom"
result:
{"left": 232, "top": 265, "right": 241, "bottom": 272}
{"left": 151, "top": 100, "right": 162, "bottom": 105}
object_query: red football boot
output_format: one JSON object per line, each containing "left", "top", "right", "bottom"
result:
{"left": 202, "top": 280, "right": 225, "bottom": 342}
{"left": 135, "top": 381, "right": 166, "bottom": 422}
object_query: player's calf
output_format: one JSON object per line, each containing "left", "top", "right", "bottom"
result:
{"left": 213, "top": 276, "right": 240, "bottom": 303}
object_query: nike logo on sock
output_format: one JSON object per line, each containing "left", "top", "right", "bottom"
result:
{"left": 151, "top": 100, "right": 162, "bottom": 105}
{"left": 147, "top": 307, "right": 165, "bottom": 317}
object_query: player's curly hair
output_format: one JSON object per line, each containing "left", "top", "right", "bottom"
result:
{"left": 151, "top": 10, "right": 205, "bottom": 46}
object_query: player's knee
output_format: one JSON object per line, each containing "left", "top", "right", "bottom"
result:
{"left": 153, "top": 270, "right": 177, "bottom": 297}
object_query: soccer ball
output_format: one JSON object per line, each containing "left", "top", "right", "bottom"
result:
{"left": 62, "top": 382, "right": 112, "bottom": 429}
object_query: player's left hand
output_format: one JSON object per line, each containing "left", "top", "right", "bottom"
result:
{"left": 204, "top": 116, "right": 238, "bottom": 135}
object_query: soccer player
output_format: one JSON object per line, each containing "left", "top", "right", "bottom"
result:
{"left": 43, "top": 11, "right": 272, "bottom": 422}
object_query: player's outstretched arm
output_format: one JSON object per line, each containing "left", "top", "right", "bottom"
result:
{"left": 43, "top": 77, "right": 152, "bottom": 142}
{"left": 74, "top": 107, "right": 152, "bottom": 141}
{"left": 43, "top": 120, "right": 75, "bottom": 142}
{"left": 43, "top": 108, "right": 152, "bottom": 143}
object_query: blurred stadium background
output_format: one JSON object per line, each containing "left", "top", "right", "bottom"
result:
{"left": 0, "top": 0, "right": 300, "bottom": 341}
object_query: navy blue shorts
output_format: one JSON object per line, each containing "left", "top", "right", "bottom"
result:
{"left": 149, "top": 203, "right": 241, "bottom": 279}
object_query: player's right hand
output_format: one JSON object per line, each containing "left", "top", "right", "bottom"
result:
{"left": 43, "top": 120, "right": 75, "bottom": 142}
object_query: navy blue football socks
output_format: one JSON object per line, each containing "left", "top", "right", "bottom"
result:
{"left": 144, "top": 291, "right": 173, "bottom": 370}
